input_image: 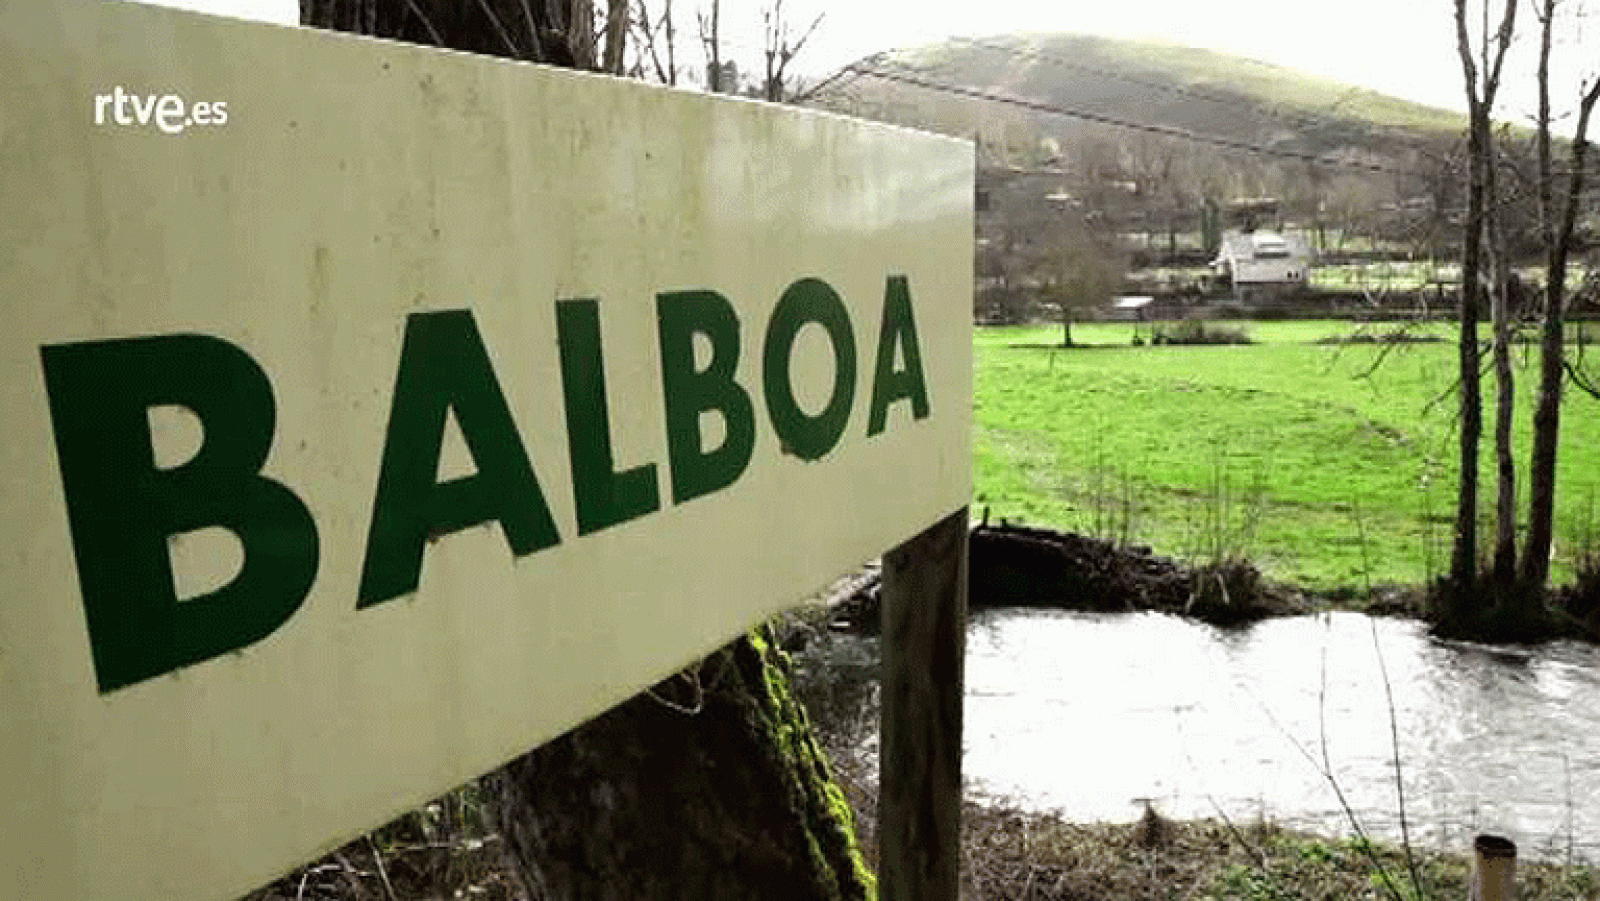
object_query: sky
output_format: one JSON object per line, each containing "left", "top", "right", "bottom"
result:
{"left": 139, "top": 0, "right": 1597, "bottom": 125}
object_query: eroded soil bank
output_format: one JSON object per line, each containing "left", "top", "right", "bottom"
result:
{"left": 825, "top": 523, "right": 1305, "bottom": 634}
{"left": 826, "top": 522, "right": 1600, "bottom": 644}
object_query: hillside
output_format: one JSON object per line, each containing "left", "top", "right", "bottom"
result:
{"left": 803, "top": 33, "right": 1484, "bottom": 321}
{"left": 809, "top": 32, "right": 1464, "bottom": 192}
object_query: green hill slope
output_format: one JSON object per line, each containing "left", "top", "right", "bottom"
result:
{"left": 814, "top": 33, "right": 1464, "bottom": 172}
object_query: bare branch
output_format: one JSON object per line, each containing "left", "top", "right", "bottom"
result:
{"left": 1456, "top": 0, "right": 1483, "bottom": 111}
{"left": 404, "top": 0, "right": 444, "bottom": 45}
{"left": 1567, "top": 357, "right": 1600, "bottom": 399}
{"left": 632, "top": 0, "right": 671, "bottom": 82}
{"left": 474, "top": 0, "right": 525, "bottom": 58}
{"left": 514, "top": 0, "right": 543, "bottom": 62}
{"left": 786, "top": 10, "right": 824, "bottom": 61}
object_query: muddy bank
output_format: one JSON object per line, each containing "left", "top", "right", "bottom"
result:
{"left": 828, "top": 523, "right": 1307, "bottom": 632}
{"left": 969, "top": 522, "right": 1308, "bottom": 624}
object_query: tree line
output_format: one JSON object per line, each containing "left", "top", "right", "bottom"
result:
{"left": 1439, "top": 0, "right": 1600, "bottom": 638}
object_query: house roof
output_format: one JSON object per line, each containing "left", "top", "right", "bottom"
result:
{"left": 1214, "top": 229, "right": 1311, "bottom": 263}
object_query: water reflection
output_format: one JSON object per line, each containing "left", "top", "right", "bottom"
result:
{"left": 965, "top": 609, "right": 1600, "bottom": 861}
{"left": 811, "top": 609, "right": 1600, "bottom": 862}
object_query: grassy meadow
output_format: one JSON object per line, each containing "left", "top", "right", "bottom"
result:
{"left": 972, "top": 320, "right": 1600, "bottom": 597}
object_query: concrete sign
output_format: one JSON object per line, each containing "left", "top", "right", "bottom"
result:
{"left": 0, "top": 3, "right": 973, "bottom": 899}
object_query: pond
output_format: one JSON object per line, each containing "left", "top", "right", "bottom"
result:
{"left": 799, "top": 608, "right": 1600, "bottom": 862}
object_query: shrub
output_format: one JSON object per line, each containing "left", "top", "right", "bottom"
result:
{"left": 1151, "top": 318, "right": 1253, "bottom": 345}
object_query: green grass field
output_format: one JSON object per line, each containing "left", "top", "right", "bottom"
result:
{"left": 973, "top": 320, "right": 1600, "bottom": 596}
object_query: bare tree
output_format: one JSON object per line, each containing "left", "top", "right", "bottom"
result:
{"left": 1050, "top": 216, "right": 1124, "bottom": 347}
{"left": 632, "top": 0, "right": 678, "bottom": 85}
{"left": 761, "top": 0, "right": 824, "bottom": 102}
{"left": 1521, "top": 0, "right": 1600, "bottom": 590}
{"left": 301, "top": 0, "right": 593, "bottom": 66}
{"left": 1447, "top": 0, "right": 1518, "bottom": 598}
{"left": 697, "top": 0, "right": 721, "bottom": 92}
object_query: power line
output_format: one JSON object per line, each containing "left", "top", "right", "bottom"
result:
{"left": 845, "top": 63, "right": 1431, "bottom": 177}
{"left": 942, "top": 36, "right": 1455, "bottom": 160}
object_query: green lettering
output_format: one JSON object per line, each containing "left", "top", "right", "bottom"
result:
{"left": 657, "top": 290, "right": 756, "bottom": 504}
{"left": 867, "top": 275, "right": 931, "bottom": 435}
{"left": 357, "top": 310, "right": 559, "bottom": 609}
{"left": 763, "top": 278, "right": 856, "bottom": 461}
{"left": 558, "top": 299, "right": 661, "bottom": 534}
{"left": 40, "top": 334, "right": 319, "bottom": 693}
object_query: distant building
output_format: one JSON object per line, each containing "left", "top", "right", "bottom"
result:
{"left": 1212, "top": 229, "right": 1313, "bottom": 303}
{"left": 1108, "top": 295, "right": 1154, "bottom": 321}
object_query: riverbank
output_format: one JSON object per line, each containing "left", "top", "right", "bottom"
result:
{"left": 967, "top": 520, "right": 1600, "bottom": 642}
{"left": 830, "top": 743, "right": 1600, "bottom": 901}
{"left": 800, "top": 614, "right": 1600, "bottom": 901}
{"left": 239, "top": 761, "right": 1600, "bottom": 901}
{"left": 812, "top": 677, "right": 1600, "bottom": 901}
{"left": 817, "top": 521, "right": 1595, "bottom": 641}
{"left": 236, "top": 596, "right": 1599, "bottom": 901}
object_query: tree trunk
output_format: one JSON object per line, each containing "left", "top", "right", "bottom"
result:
{"left": 1488, "top": 190, "right": 1516, "bottom": 586}
{"left": 300, "top": 9, "right": 875, "bottom": 900}
{"left": 1451, "top": 107, "right": 1486, "bottom": 594}
{"left": 1448, "top": 0, "right": 1516, "bottom": 599}
{"left": 1524, "top": 270, "right": 1565, "bottom": 590}
{"left": 490, "top": 628, "right": 875, "bottom": 901}
{"left": 602, "top": 0, "right": 627, "bottom": 74}
{"left": 1522, "top": 0, "right": 1600, "bottom": 591}
{"left": 702, "top": 0, "right": 721, "bottom": 92}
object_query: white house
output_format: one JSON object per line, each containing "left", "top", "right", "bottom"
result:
{"left": 1213, "top": 229, "right": 1313, "bottom": 291}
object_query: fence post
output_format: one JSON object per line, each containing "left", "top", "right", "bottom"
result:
{"left": 879, "top": 507, "right": 969, "bottom": 901}
{"left": 1470, "top": 834, "right": 1516, "bottom": 901}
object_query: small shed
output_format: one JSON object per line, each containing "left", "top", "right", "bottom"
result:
{"left": 1110, "top": 295, "right": 1154, "bottom": 320}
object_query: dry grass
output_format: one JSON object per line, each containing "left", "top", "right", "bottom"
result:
{"left": 236, "top": 722, "right": 1600, "bottom": 901}
{"left": 952, "top": 797, "right": 1599, "bottom": 901}
{"left": 233, "top": 593, "right": 1600, "bottom": 901}
{"left": 809, "top": 709, "right": 1598, "bottom": 901}
{"left": 237, "top": 786, "right": 522, "bottom": 901}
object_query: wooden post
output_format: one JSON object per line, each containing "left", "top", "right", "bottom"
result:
{"left": 879, "top": 507, "right": 969, "bottom": 901}
{"left": 1470, "top": 834, "right": 1516, "bottom": 901}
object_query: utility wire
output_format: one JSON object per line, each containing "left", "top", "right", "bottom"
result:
{"left": 845, "top": 63, "right": 1429, "bottom": 176}
{"left": 944, "top": 36, "right": 1455, "bottom": 158}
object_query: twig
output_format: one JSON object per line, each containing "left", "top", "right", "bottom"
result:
{"left": 332, "top": 852, "right": 368, "bottom": 896}
{"left": 1370, "top": 617, "right": 1425, "bottom": 898}
{"left": 404, "top": 0, "right": 444, "bottom": 45}
{"left": 1563, "top": 750, "right": 1575, "bottom": 867}
{"left": 1174, "top": 717, "right": 1268, "bottom": 871}
{"left": 645, "top": 662, "right": 705, "bottom": 714}
{"left": 1565, "top": 356, "right": 1600, "bottom": 399}
{"left": 473, "top": 0, "right": 524, "bottom": 59}
{"left": 1355, "top": 336, "right": 1405, "bottom": 381}
{"left": 515, "top": 0, "right": 543, "bottom": 62}
{"left": 1422, "top": 371, "right": 1464, "bottom": 418}
{"left": 1354, "top": 501, "right": 1373, "bottom": 598}
{"left": 1239, "top": 639, "right": 1405, "bottom": 901}
{"left": 368, "top": 836, "right": 398, "bottom": 901}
